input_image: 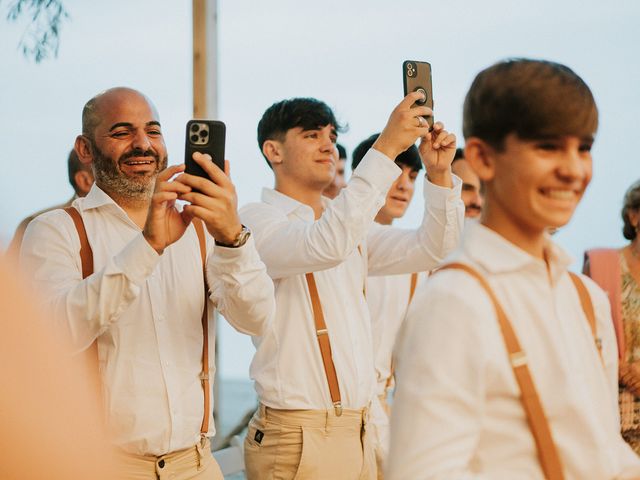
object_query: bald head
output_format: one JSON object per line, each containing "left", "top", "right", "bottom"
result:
{"left": 82, "top": 87, "right": 159, "bottom": 140}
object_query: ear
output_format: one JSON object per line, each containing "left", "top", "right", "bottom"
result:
{"left": 73, "top": 170, "right": 95, "bottom": 197}
{"left": 74, "top": 135, "right": 94, "bottom": 166}
{"left": 464, "top": 137, "right": 496, "bottom": 183}
{"left": 262, "top": 139, "right": 283, "bottom": 168}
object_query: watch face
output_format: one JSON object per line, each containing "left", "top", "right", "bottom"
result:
{"left": 235, "top": 227, "right": 251, "bottom": 247}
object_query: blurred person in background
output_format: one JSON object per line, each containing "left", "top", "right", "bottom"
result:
{"left": 6, "top": 149, "right": 94, "bottom": 258}
{"left": 584, "top": 179, "right": 640, "bottom": 454}
{"left": 452, "top": 147, "right": 483, "bottom": 220}
{"left": 351, "top": 132, "right": 426, "bottom": 478}
{"left": 323, "top": 142, "right": 348, "bottom": 199}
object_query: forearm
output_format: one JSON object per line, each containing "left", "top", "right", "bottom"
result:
{"left": 368, "top": 175, "right": 464, "bottom": 275}
{"left": 242, "top": 149, "right": 400, "bottom": 279}
{"left": 208, "top": 236, "right": 275, "bottom": 336}
{"left": 21, "top": 218, "right": 158, "bottom": 352}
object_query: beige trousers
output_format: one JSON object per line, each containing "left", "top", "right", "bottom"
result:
{"left": 244, "top": 404, "right": 376, "bottom": 480}
{"left": 115, "top": 437, "right": 223, "bottom": 480}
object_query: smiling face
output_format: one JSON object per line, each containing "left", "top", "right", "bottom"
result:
{"left": 81, "top": 88, "right": 168, "bottom": 201}
{"left": 270, "top": 124, "right": 338, "bottom": 193}
{"left": 452, "top": 158, "right": 483, "bottom": 218}
{"left": 478, "top": 133, "right": 593, "bottom": 246}
{"left": 375, "top": 164, "right": 419, "bottom": 224}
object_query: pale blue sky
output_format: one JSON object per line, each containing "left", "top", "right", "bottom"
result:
{"left": 1, "top": 0, "right": 639, "bottom": 378}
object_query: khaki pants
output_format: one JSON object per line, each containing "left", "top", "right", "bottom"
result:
{"left": 244, "top": 404, "right": 376, "bottom": 480}
{"left": 115, "top": 437, "right": 223, "bottom": 480}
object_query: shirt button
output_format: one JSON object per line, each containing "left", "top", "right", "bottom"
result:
{"left": 158, "top": 459, "right": 165, "bottom": 468}
{"left": 157, "top": 315, "right": 165, "bottom": 322}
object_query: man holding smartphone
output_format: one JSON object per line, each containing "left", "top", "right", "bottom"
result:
{"left": 239, "top": 92, "right": 464, "bottom": 479}
{"left": 20, "top": 87, "right": 275, "bottom": 480}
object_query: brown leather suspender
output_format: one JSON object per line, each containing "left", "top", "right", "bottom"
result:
{"left": 64, "top": 207, "right": 101, "bottom": 406}
{"left": 436, "top": 263, "right": 602, "bottom": 480}
{"left": 63, "top": 208, "right": 211, "bottom": 434}
{"left": 385, "top": 272, "right": 420, "bottom": 392}
{"left": 409, "top": 272, "right": 418, "bottom": 303}
{"left": 192, "top": 219, "right": 211, "bottom": 435}
{"left": 568, "top": 272, "right": 602, "bottom": 359}
{"left": 305, "top": 272, "right": 343, "bottom": 416}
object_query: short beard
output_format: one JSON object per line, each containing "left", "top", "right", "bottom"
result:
{"left": 90, "top": 139, "right": 167, "bottom": 202}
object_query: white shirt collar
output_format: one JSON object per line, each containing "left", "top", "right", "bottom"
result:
{"left": 462, "top": 223, "right": 573, "bottom": 284}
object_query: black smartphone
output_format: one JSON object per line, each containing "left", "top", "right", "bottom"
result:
{"left": 402, "top": 60, "right": 434, "bottom": 128}
{"left": 184, "top": 119, "right": 226, "bottom": 179}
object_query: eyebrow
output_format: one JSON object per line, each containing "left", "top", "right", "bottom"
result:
{"left": 108, "top": 121, "right": 162, "bottom": 132}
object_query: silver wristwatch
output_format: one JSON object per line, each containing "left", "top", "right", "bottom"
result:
{"left": 215, "top": 225, "right": 251, "bottom": 248}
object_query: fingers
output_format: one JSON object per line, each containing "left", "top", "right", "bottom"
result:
{"left": 433, "top": 131, "right": 456, "bottom": 150}
{"left": 224, "top": 159, "right": 230, "bottom": 177}
{"left": 155, "top": 164, "right": 186, "bottom": 188}
{"left": 195, "top": 152, "right": 230, "bottom": 186}
{"left": 398, "top": 91, "right": 429, "bottom": 110}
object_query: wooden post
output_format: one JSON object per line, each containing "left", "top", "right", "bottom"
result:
{"left": 192, "top": 0, "right": 219, "bottom": 119}
{"left": 192, "top": 0, "right": 221, "bottom": 446}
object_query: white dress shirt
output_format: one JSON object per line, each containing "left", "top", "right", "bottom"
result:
{"left": 20, "top": 185, "right": 275, "bottom": 456}
{"left": 239, "top": 148, "right": 464, "bottom": 410}
{"left": 388, "top": 223, "right": 640, "bottom": 480}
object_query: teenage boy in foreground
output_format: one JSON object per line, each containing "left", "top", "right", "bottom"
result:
{"left": 387, "top": 59, "right": 640, "bottom": 480}
{"left": 240, "top": 93, "right": 464, "bottom": 479}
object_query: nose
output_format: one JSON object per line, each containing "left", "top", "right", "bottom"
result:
{"left": 558, "top": 148, "right": 589, "bottom": 181}
{"left": 396, "top": 171, "right": 412, "bottom": 191}
{"left": 132, "top": 129, "right": 152, "bottom": 151}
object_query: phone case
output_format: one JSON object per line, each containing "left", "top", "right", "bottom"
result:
{"left": 184, "top": 119, "right": 226, "bottom": 179}
{"left": 403, "top": 60, "right": 434, "bottom": 128}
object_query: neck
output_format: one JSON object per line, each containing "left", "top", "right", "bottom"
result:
{"left": 375, "top": 211, "right": 394, "bottom": 225}
{"left": 100, "top": 185, "right": 151, "bottom": 229}
{"left": 481, "top": 207, "right": 547, "bottom": 260}
{"left": 630, "top": 238, "right": 640, "bottom": 258}
{"left": 275, "top": 179, "right": 325, "bottom": 220}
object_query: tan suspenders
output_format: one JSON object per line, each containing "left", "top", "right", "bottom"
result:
{"left": 305, "top": 272, "right": 343, "bottom": 416}
{"left": 436, "top": 262, "right": 602, "bottom": 480}
{"left": 63, "top": 207, "right": 211, "bottom": 435}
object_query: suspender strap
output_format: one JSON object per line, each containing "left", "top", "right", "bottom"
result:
{"left": 385, "top": 272, "right": 420, "bottom": 391}
{"left": 409, "top": 272, "right": 418, "bottom": 303}
{"left": 192, "top": 219, "right": 210, "bottom": 435}
{"left": 63, "top": 208, "right": 211, "bottom": 435}
{"left": 64, "top": 207, "right": 94, "bottom": 279}
{"left": 305, "top": 272, "right": 343, "bottom": 416}
{"left": 436, "top": 263, "right": 565, "bottom": 480}
{"left": 63, "top": 207, "right": 101, "bottom": 408}
{"left": 568, "top": 272, "right": 602, "bottom": 360}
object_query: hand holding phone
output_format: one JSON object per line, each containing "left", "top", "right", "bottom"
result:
{"left": 184, "top": 119, "right": 226, "bottom": 179}
{"left": 403, "top": 60, "right": 434, "bottom": 129}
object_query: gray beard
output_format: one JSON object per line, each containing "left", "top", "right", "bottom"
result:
{"left": 90, "top": 141, "right": 167, "bottom": 202}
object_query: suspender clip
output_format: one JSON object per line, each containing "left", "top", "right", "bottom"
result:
{"left": 316, "top": 328, "right": 328, "bottom": 336}
{"left": 509, "top": 351, "right": 527, "bottom": 368}
{"left": 333, "top": 401, "right": 343, "bottom": 417}
{"left": 199, "top": 371, "right": 209, "bottom": 382}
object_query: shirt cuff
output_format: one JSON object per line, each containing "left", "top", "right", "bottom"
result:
{"left": 423, "top": 173, "right": 462, "bottom": 209}
{"left": 208, "top": 234, "right": 258, "bottom": 273}
{"left": 352, "top": 148, "right": 402, "bottom": 193}
{"left": 112, "top": 233, "right": 161, "bottom": 285}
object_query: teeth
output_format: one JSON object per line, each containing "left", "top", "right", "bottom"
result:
{"left": 545, "top": 189, "right": 575, "bottom": 200}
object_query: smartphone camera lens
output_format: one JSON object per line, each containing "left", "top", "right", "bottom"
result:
{"left": 199, "top": 130, "right": 208, "bottom": 138}
{"left": 191, "top": 123, "right": 200, "bottom": 133}
{"left": 190, "top": 134, "right": 199, "bottom": 143}
{"left": 406, "top": 63, "right": 415, "bottom": 77}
